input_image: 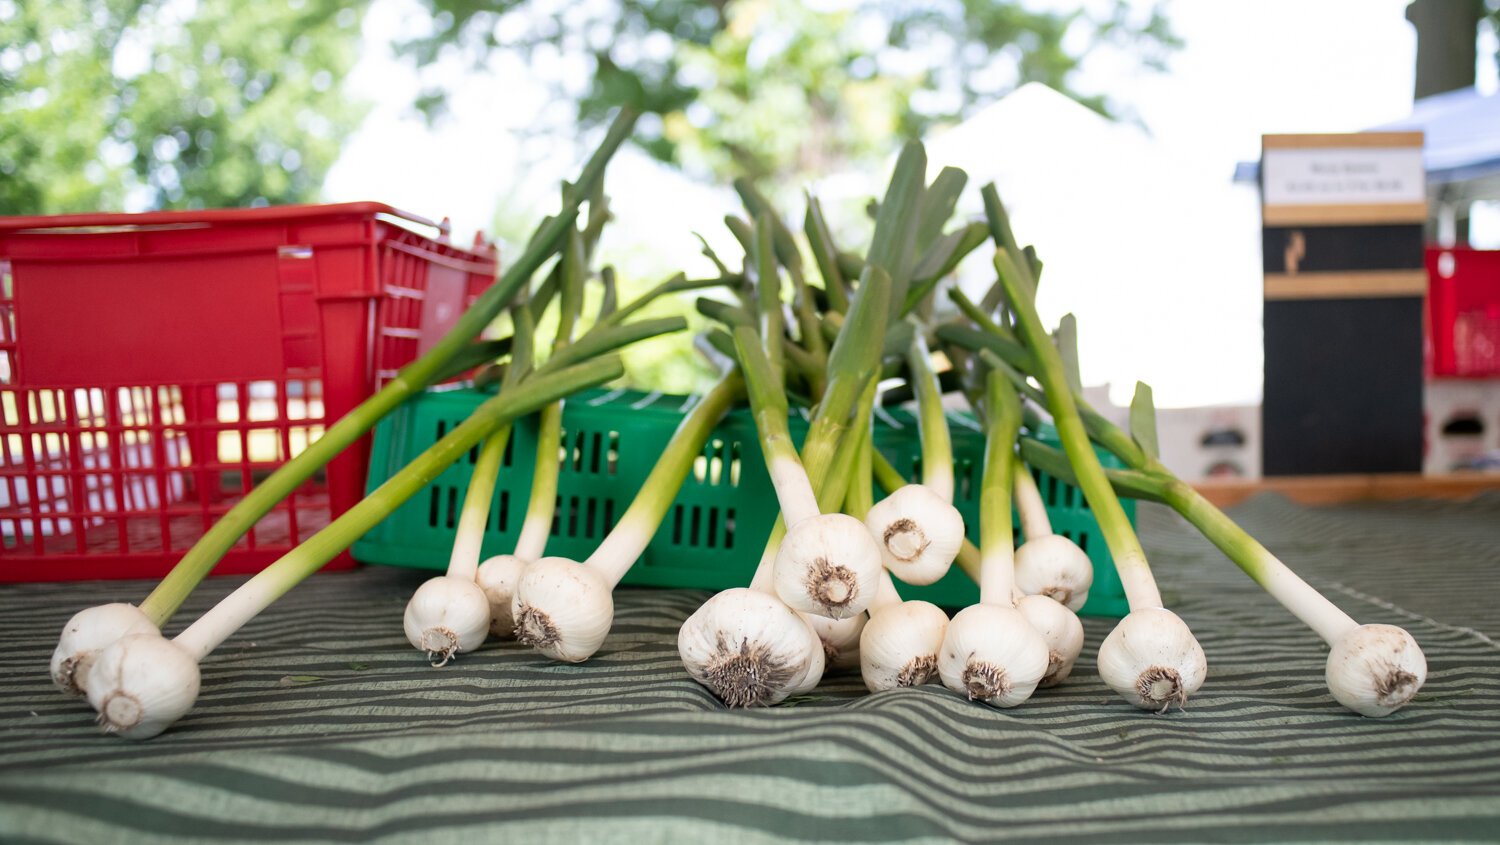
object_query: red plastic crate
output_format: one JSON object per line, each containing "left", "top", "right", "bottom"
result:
{"left": 1427, "top": 246, "right": 1500, "bottom": 378}
{"left": 0, "top": 203, "right": 497, "bottom": 582}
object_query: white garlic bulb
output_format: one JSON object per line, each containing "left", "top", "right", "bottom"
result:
{"left": 85, "top": 633, "right": 200, "bottom": 740}
{"left": 1096, "top": 607, "right": 1207, "bottom": 713}
{"left": 509, "top": 557, "right": 615, "bottom": 663}
{"left": 938, "top": 604, "right": 1050, "bottom": 707}
{"left": 679, "top": 588, "right": 825, "bottom": 707}
{"left": 863, "top": 484, "right": 965, "bottom": 586}
{"left": 1325, "top": 623, "right": 1427, "bottom": 717}
{"left": 803, "top": 611, "right": 866, "bottom": 669}
{"left": 859, "top": 600, "right": 949, "bottom": 691}
{"left": 50, "top": 603, "right": 157, "bottom": 696}
{"left": 476, "top": 554, "right": 531, "bottom": 637}
{"left": 773, "top": 513, "right": 883, "bottom": 619}
{"left": 403, "top": 575, "right": 492, "bottom": 666}
{"left": 1015, "top": 594, "right": 1085, "bottom": 688}
{"left": 1014, "top": 534, "right": 1093, "bottom": 611}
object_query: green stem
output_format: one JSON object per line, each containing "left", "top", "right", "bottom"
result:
{"left": 979, "top": 366, "right": 1022, "bottom": 606}
{"left": 1011, "top": 461, "right": 1053, "bottom": 541}
{"left": 171, "top": 356, "right": 626, "bottom": 660}
{"left": 907, "top": 327, "right": 954, "bottom": 501}
{"left": 804, "top": 193, "right": 850, "bottom": 314}
{"left": 748, "top": 373, "right": 875, "bottom": 591}
{"left": 993, "top": 250, "right": 1161, "bottom": 610}
{"left": 733, "top": 327, "right": 820, "bottom": 526}
{"left": 510, "top": 228, "right": 588, "bottom": 560}
{"left": 138, "top": 109, "right": 637, "bottom": 626}
{"left": 752, "top": 214, "right": 787, "bottom": 384}
{"left": 844, "top": 382, "right": 878, "bottom": 520}
{"left": 598, "top": 274, "right": 732, "bottom": 329}
{"left": 446, "top": 426, "right": 511, "bottom": 581}
{"left": 587, "top": 372, "right": 743, "bottom": 587}
{"left": 1161, "top": 480, "right": 1357, "bottom": 644}
{"left": 939, "top": 316, "right": 1151, "bottom": 471}
{"left": 866, "top": 142, "right": 927, "bottom": 312}
{"left": 513, "top": 402, "right": 561, "bottom": 561}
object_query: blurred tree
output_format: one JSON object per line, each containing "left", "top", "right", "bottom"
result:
{"left": 399, "top": 0, "right": 1178, "bottom": 183}
{"left": 0, "top": 0, "right": 368, "bottom": 214}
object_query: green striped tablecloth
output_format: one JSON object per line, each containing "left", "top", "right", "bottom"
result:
{"left": 2, "top": 495, "right": 1498, "bottom": 842}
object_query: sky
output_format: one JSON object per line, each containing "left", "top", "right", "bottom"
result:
{"left": 323, "top": 0, "right": 1491, "bottom": 407}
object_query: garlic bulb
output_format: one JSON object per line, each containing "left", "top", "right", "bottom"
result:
{"left": 475, "top": 554, "right": 531, "bottom": 637}
{"left": 50, "top": 603, "right": 157, "bottom": 696}
{"left": 938, "top": 604, "right": 1049, "bottom": 707}
{"left": 509, "top": 556, "right": 615, "bottom": 663}
{"left": 85, "top": 633, "right": 200, "bottom": 740}
{"left": 679, "top": 587, "right": 825, "bottom": 707}
{"left": 1013, "top": 534, "right": 1093, "bottom": 611}
{"left": 1096, "top": 607, "right": 1206, "bottom": 713}
{"left": 803, "top": 611, "right": 866, "bottom": 669}
{"left": 773, "top": 513, "right": 883, "bottom": 619}
{"left": 403, "top": 575, "right": 492, "bottom": 666}
{"left": 859, "top": 599, "right": 949, "bottom": 691}
{"left": 1015, "top": 594, "right": 1085, "bottom": 687}
{"left": 1325, "top": 624, "right": 1427, "bottom": 717}
{"left": 863, "top": 484, "right": 965, "bottom": 586}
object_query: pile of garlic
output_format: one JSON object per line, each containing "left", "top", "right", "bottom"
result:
{"left": 45, "top": 132, "right": 1429, "bottom": 742}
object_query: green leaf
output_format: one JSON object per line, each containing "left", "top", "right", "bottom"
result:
{"left": 1130, "top": 381, "right": 1160, "bottom": 460}
{"left": 1056, "top": 313, "right": 1083, "bottom": 397}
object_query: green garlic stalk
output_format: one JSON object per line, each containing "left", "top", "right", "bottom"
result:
{"left": 51, "top": 111, "right": 639, "bottom": 699}
{"left": 992, "top": 247, "right": 1205, "bottom": 714}
{"left": 83, "top": 355, "right": 625, "bottom": 740}
{"left": 936, "top": 366, "right": 1049, "bottom": 707}
{"left": 863, "top": 327, "right": 966, "bottom": 586}
{"left": 509, "top": 371, "right": 743, "bottom": 664}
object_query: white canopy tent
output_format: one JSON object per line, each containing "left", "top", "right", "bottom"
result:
{"left": 896, "top": 83, "right": 1265, "bottom": 408}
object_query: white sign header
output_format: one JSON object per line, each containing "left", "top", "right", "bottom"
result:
{"left": 1262, "top": 147, "right": 1426, "bottom": 207}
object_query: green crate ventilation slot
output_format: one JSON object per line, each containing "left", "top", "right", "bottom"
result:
{"left": 354, "top": 388, "right": 1132, "bottom": 616}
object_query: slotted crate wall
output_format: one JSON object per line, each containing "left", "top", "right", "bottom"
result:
{"left": 355, "top": 388, "right": 1131, "bottom": 616}
{"left": 0, "top": 203, "right": 496, "bottom": 581}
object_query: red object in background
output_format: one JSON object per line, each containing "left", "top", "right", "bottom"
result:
{"left": 1427, "top": 246, "right": 1500, "bottom": 377}
{"left": 0, "top": 203, "right": 497, "bottom": 582}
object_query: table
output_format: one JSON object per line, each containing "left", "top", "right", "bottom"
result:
{"left": 3, "top": 495, "right": 1498, "bottom": 842}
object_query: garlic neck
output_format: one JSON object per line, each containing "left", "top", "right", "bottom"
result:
{"left": 1012, "top": 463, "right": 1053, "bottom": 540}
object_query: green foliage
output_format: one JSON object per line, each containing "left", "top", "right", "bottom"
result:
{"left": 398, "top": 0, "right": 1179, "bottom": 183}
{"left": 0, "top": 0, "right": 369, "bottom": 214}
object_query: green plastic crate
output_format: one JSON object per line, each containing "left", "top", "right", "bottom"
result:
{"left": 352, "top": 387, "right": 1133, "bottom": 617}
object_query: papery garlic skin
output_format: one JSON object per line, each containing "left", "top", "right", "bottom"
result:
{"left": 804, "top": 611, "right": 866, "bottom": 669}
{"left": 85, "top": 633, "right": 200, "bottom": 740}
{"left": 50, "top": 603, "right": 158, "bottom": 697}
{"left": 679, "top": 588, "right": 824, "bottom": 707}
{"left": 773, "top": 513, "right": 882, "bottom": 619}
{"left": 938, "top": 604, "right": 1049, "bottom": 707}
{"left": 510, "top": 557, "right": 615, "bottom": 663}
{"left": 476, "top": 554, "right": 531, "bottom": 637}
{"left": 1014, "top": 534, "right": 1093, "bottom": 611}
{"left": 859, "top": 600, "right": 948, "bottom": 692}
{"left": 1096, "top": 607, "right": 1206, "bottom": 713}
{"left": 1326, "top": 624, "right": 1427, "bottom": 717}
{"left": 403, "top": 575, "right": 492, "bottom": 666}
{"left": 864, "top": 485, "right": 965, "bottom": 586}
{"left": 1015, "top": 594, "right": 1085, "bottom": 688}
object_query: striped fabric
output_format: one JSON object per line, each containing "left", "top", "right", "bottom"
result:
{"left": 2, "top": 495, "right": 1498, "bottom": 842}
